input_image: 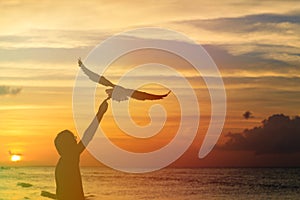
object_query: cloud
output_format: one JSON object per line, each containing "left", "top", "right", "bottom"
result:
{"left": 0, "top": 85, "right": 22, "bottom": 96}
{"left": 175, "top": 12, "right": 300, "bottom": 67}
{"left": 221, "top": 114, "right": 300, "bottom": 154}
{"left": 0, "top": 29, "right": 112, "bottom": 49}
{"left": 178, "top": 12, "right": 300, "bottom": 37}
{"left": 0, "top": 46, "right": 91, "bottom": 63}
{"left": 203, "top": 44, "right": 300, "bottom": 77}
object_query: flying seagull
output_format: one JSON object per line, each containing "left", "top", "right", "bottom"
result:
{"left": 243, "top": 111, "right": 254, "bottom": 119}
{"left": 78, "top": 59, "right": 170, "bottom": 102}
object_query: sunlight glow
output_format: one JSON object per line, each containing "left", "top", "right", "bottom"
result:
{"left": 11, "top": 155, "right": 21, "bottom": 162}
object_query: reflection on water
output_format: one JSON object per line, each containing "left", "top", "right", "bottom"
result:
{"left": 0, "top": 167, "right": 300, "bottom": 200}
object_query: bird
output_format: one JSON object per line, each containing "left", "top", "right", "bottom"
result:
{"left": 78, "top": 59, "right": 171, "bottom": 102}
{"left": 243, "top": 111, "right": 254, "bottom": 119}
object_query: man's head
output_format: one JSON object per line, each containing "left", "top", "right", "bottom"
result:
{"left": 54, "top": 130, "right": 77, "bottom": 156}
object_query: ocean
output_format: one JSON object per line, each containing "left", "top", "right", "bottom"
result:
{"left": 0, "top": 167, "right": 300, "bottom": 200}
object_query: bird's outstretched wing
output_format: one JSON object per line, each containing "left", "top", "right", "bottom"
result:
{"left": 78, "top": 59, "right": 171, "bottom": 101}
{"left": 106, "top": 86, "right": 171, "bottom": 101}
{"left": 79, "top": 63, "right": 115, "bottom": 87}
{"left": 130, "top": 89, "right": 171, "bottom": 100}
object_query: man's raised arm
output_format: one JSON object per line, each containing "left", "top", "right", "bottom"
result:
{"left": 77, "top": 97, "right": 109, "bottom": 154}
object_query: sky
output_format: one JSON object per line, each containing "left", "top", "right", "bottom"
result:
{"left": 0, "top": 0, "right": 300, "bottom": 167}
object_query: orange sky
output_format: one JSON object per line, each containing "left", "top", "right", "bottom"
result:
{"left": 0, "top": 0, "right": 299, "bottom": 167}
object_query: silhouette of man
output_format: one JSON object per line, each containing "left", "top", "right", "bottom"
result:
{"left": 54, "top": 98, "right": 109, "bottom": 200}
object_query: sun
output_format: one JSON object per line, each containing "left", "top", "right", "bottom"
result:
{"left": 11, "top": 154, "right": 21, "bottom": 162}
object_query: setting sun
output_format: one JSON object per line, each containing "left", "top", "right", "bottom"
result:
{"left": 11, "top": 155, "right": 21, "bottom": 162}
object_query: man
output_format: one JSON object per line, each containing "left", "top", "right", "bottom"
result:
{"left": 54, "top": 97, "right": 109, "bottom": 200}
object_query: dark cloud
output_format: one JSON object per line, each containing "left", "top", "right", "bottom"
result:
{"left": 0, "top": 85, "right": 22, "bottom": 96}
{"left": 178, "top": 12, "right": 300, "bottom": 68}
{"left": 179, "top": 12, "right": 300, "bottom": 33}
{"left": 221, "top": 114, "right": 300, "bottom": 154}
{"left": 202, "top": 44, "right": 295, "bottom": 70}
{"left": 8, "top": 150, "right": 23, "bottom": 156}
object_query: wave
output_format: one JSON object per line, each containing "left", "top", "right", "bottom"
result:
{"left": 40, "top": 191, "right": 95, "bottom": 200}
{"left": 41, "top": 191, "right": 56, "bottom": 199}
{"left": 17, "top": 182, "right": 33, "bottom": 188}
{"left": 0, "top": 166, "right": 11, "bottom": 170}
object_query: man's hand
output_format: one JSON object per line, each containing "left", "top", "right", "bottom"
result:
{"left": 99, "top": 97, "right": 110, "bottom": 114}
{"left": 78, "top": 58, "right": 83, "bottom": 67}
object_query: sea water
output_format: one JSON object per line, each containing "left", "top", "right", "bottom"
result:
{"left": 0, "top": 167, "right": 300, "bottom": 200}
